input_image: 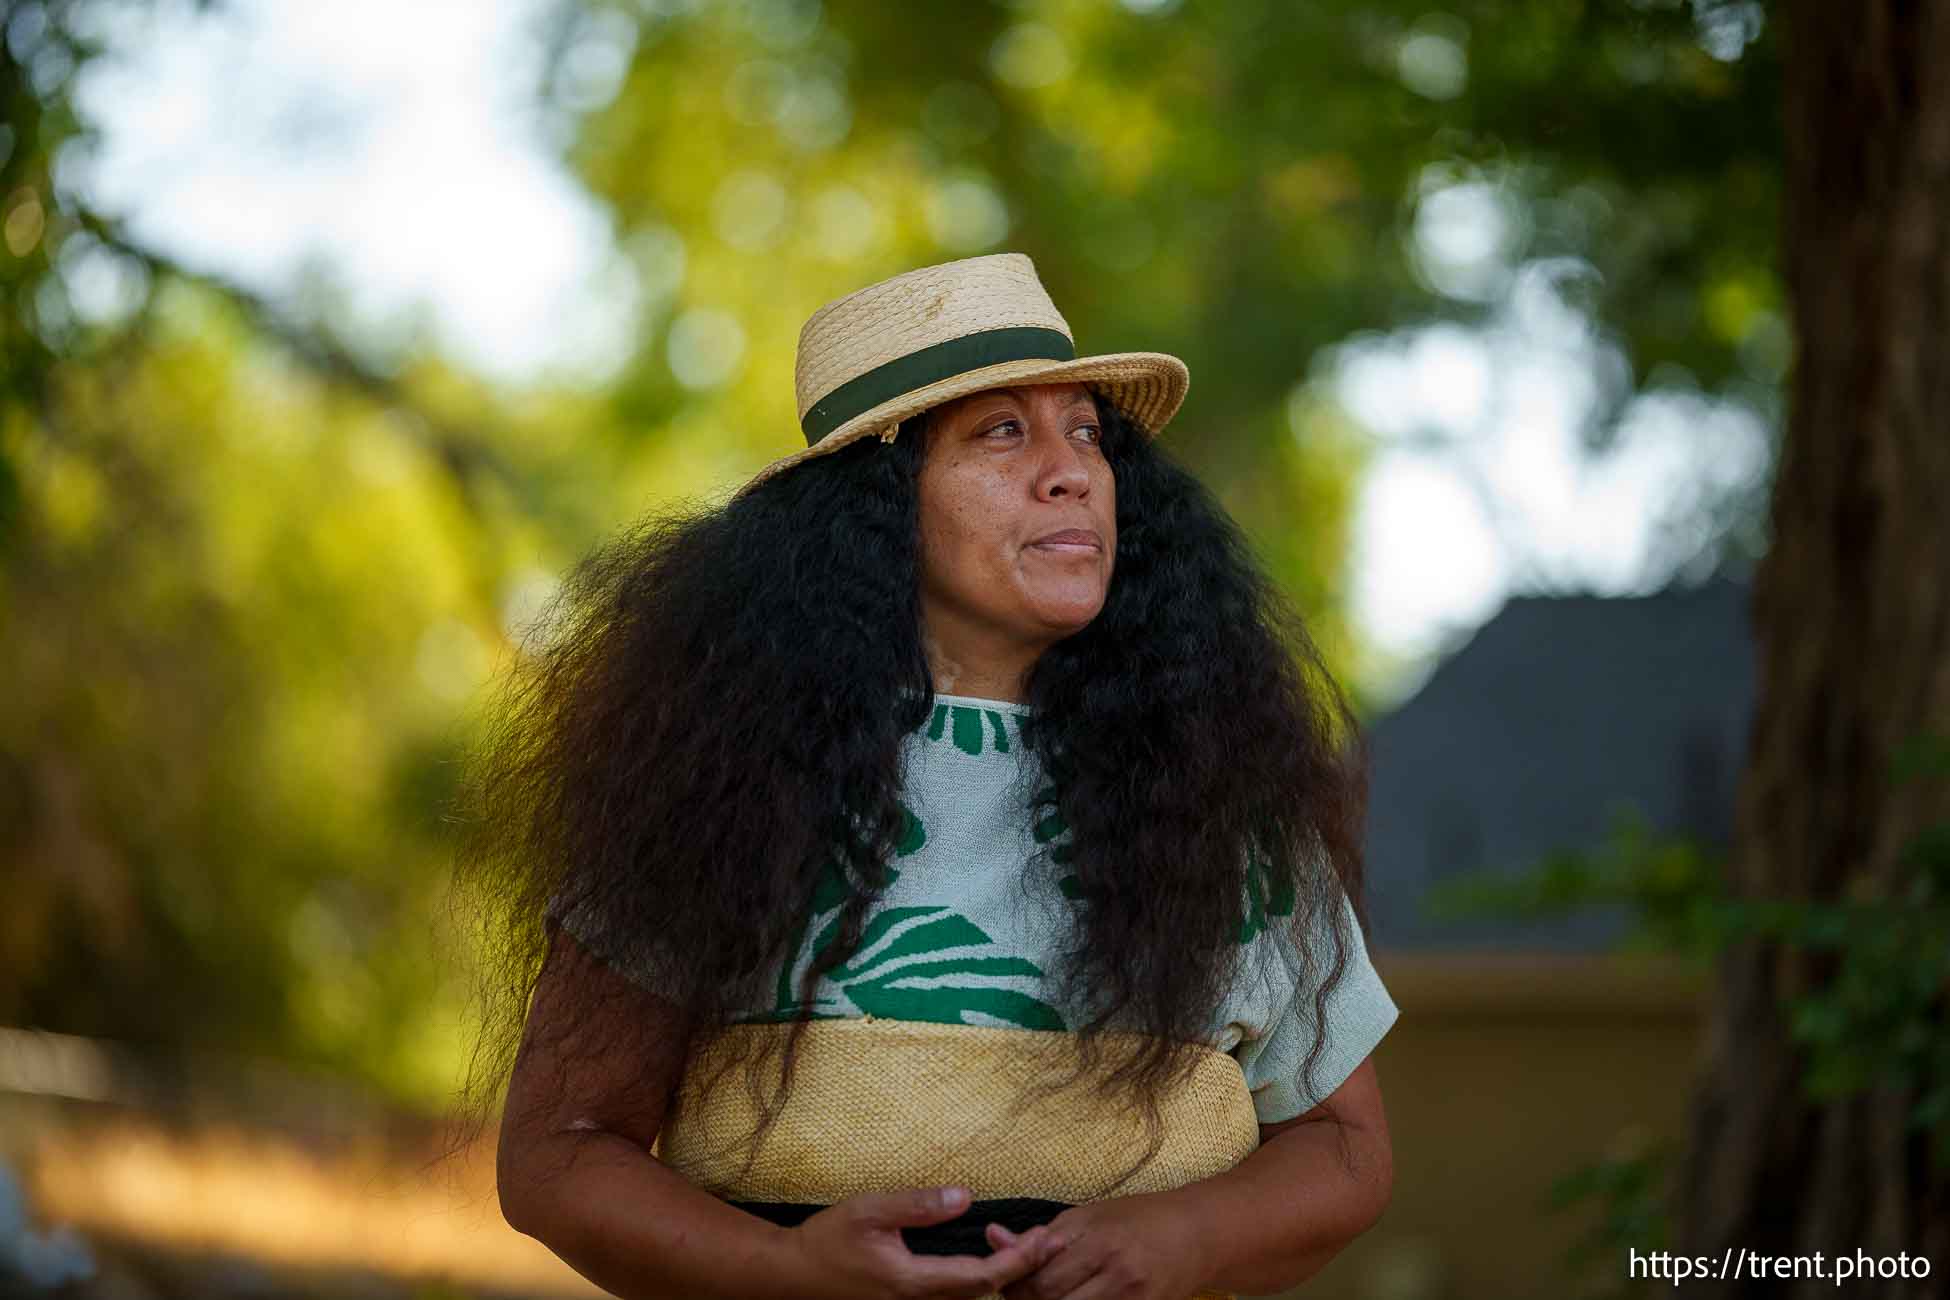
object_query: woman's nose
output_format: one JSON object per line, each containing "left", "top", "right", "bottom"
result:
{"left": 1034, "top": 431, "right": 1091, "bottom": 495}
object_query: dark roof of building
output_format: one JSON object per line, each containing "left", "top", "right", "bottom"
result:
{"left": 1360, "top": 575, "right": 1754, "bottom": 952}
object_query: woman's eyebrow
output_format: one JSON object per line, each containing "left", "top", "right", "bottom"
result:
{"left": 993, "top": 386, "right": 1098, "bottom": 411}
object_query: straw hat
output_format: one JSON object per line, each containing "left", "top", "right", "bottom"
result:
{"left": 738, "top": 252, "right": 1190, "bottom": 495}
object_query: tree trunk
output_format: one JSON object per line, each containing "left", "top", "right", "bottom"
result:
{"left": 1673, "top": 3, "right": 1950, "bottom": 1297}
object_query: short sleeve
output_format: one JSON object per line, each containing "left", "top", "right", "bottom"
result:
{"left": 1231, "top": 885, "right": 1399, "bottom": 1125}
{"left": 545, "top": 884, "right": 685, "bottom": 999}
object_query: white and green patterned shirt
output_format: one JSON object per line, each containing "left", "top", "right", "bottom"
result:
{"left": 558, "top": 693, "right": 1399, "bottom": 1125}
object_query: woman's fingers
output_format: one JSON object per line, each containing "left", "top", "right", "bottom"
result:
{"left": 904, "top": 1224, "right": 1052, "bottom": 1297}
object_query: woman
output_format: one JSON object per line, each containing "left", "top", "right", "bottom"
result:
{"left": 447, "top": 253, "right": 1399, "bottom": 1300}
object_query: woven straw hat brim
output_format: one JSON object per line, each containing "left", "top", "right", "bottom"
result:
{"left": 737, "top": 349, "right": 1188, "bottom": 497}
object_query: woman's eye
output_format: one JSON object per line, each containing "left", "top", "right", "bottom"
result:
{"left": 984, "top": 420, "right": 1101, "bottom": 442}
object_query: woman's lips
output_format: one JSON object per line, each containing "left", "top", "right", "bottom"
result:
{"left": 1029, "top": 529, "right": 1102, "bottom": 553}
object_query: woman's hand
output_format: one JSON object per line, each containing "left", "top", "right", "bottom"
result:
{"left": 983, "top": 1193, "right": 1210, "bottom": 1300}
{"left": 786, "top": 1185, "right": 1064, "bottom": 1300}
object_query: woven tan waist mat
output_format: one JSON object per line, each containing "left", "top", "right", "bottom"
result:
{"left": 653, "top": 1016, "right": 1257, "bottom": 1300}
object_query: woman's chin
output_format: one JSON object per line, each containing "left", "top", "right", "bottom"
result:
{"left": 1020, "top": 585, "right": 1108, "bottom": 633}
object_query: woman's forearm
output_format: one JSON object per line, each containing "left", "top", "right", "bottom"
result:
{"left": 1155, "top": 1115, "right": 1393, "bottom": 1296}
{"left": 503, "top": 1129, "right": 806, "bottom": 1300}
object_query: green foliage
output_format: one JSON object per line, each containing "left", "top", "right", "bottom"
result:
{"left": 1542, "top": 1134, "right": 1678, "bottom": 1300}
{"left": 1429, "top": 730, "right": 1950, "bottom": 1281}
{"left": 0, "top": 1, "right": 553, "bottom": 1109}
{"left": 1421, "top": 802, "right": 1733, "bottom": 962}
{"left": 2, "top": 0, "right": 1792, "bottom": 1116}
{"left": 545, "top": 0, "right": 1785, "bottom": 639}
{"left": 1770, "top": 733, "right": 1950, "bottom": 1173}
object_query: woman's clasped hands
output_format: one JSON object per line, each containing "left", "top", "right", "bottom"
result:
{"left": 983, "top": 1191, "right": 1211, "bottom": 1300}
{"left": 788, "top": 1185, "right": 1062, "bottom": 1299}
{"left": 788, "top": 1184, "right": 1211, "bottom": 1300}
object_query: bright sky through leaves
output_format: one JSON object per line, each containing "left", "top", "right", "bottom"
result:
{"left": 68, "top": 0, "right": 1769, "bottom": 680}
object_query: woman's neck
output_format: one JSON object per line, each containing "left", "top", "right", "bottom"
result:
{"left": 921, "top": 628, "right": 1034, "bottom": 703}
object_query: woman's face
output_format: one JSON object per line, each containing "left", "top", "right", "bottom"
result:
{"left": 914, "top": 380, "right": 1117, "bottom": 682}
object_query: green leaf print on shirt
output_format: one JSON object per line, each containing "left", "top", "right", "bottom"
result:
{"left": 821, "top": 908, "right": 1063, "bottom": 1029}
{"left": 1236, "top": 841, "right": 1297, "bottom": 944}
{"left": 1037, "top": 787, "right": 1294, "bottom": 951}
{"left": 1033, "top": 782, "right": 1089, "bottom": 909}
{"left": 769, "top": 799, "right": 927, "bottom": 1014}
{"left": 925, "top": 702, "right": 1014, "bottom": 756}
{"left": 745, "top": 795, "right": 1067, "bottom": 1031}
{"left": 1031, "top": 783, "right": 1076, "bottom": 868}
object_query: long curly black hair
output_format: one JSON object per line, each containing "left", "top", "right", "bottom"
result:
{"left": 439, "top": 391, "right": 1372, "bottom": 1196}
